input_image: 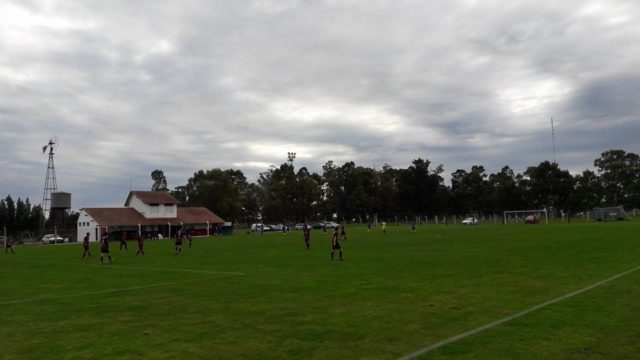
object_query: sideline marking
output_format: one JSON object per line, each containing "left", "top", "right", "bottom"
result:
{"left": 0, "top": 277, "right": 220, "bottom": 305}
{"left": 398, "top": 264, "right": 640, "bottom": 360}
{"left": 89, "top": 263, "right": 245, "bottom": 276}
{"left": 2, "top": 257, "right": 245, "bottom": 276}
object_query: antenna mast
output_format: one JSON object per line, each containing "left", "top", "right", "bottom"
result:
{"left": 550, "top": 117, "right": 556, "bottom": 164}
{"left": 42, "top": 137, "right": 59, "bottom": 219}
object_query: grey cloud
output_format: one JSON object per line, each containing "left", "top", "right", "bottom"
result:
{"left": 1, "top": 0, "right": 640, "bottom": 208}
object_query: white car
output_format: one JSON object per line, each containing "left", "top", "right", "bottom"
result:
{"left": 321, "top": 221, "right": 340, "bottom": 229}
{"left": 294, "top": 223, "right": 312, "bottom": 230}
{"left": 42, "top": 234, "right": 64, "bottom": 244}
{"left": 461, "top": 217, "right": 478, "bottom": 225}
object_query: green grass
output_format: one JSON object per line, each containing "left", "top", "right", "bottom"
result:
{"left": 2, "top": 221, "right": 640, "bottom": 359}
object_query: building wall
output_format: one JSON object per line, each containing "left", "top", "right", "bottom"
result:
{"left": 128, "top": 195, "right": 177, "bottom": 218}
{"left": 77, "top": 211, "right": 100, "bottom": 242}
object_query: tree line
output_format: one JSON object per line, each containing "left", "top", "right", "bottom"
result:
{"left": 160, "top": 149, "right": 640, "bottom": 224}
{"left": 0, "top": 196, "right": 45, "bottom": 235}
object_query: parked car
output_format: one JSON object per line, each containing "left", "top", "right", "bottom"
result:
{"left": 250, "top": 223, "right": 273, "bottom": 232}
{"left": 42, "top": 234, "right": 64, "bottom": 244}
{"left": 294, "top": 223, "right": 313, "bottom": 230}
{"left": 321, "top": 221, "right": 340, "bottom": 229}
{"left": 462, "top": 217, "right": 478, "bottom": 225}
{"left": 270, "top": 224, "right": 284, "bottom": 232}
{"left": 0, "top": 236, "right": 6, "bottom": 245}
{"left": 525, "top": 215, "right": 541, "bottom": 224}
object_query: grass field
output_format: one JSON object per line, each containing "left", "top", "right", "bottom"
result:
{"left": 2, "top": 221, "right": 640, "bottom": 359}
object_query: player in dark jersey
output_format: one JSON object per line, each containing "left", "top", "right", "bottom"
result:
{"left": 119, "top": 232, "right": 128, "bottom": 252}
{"left": 331, "top": 227, "right": 343, "bottom": 261}
{"left": 82, "top": 232, "right": 92, "bottom": 259}
{"left": 187, "top": 230, "right": 193, "bottom": 248}
{"left": 303, "top": 224, "right": 311, "bottom": 250}
{"left": 340, "top": 224, "right": 347, "bottom": 242}
{"left": 100, "top": 236, "right": 113, "bottom": 264}
{"left": 135, "top": 234, "right": 145, "bottom": 256}
{"left": 174, "top": 230, "right": 183, "bottom": 255}
{"left": 411, "top": 219, "right": 416, "bottom": 232}
{"left": 5, "top": 237, "right": 15, "bottom": 254}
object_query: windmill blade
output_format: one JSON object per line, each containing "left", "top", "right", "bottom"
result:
{"left": 42, "top": 145, "right": 48, "bottom": 154}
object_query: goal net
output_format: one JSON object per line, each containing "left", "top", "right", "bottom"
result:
{"left": 503, "top": 209, "right": 548, "bottom": 224}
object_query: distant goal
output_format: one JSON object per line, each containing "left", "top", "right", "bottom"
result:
{"left": 503, "top": 209, "right": 548, "bottom": 224}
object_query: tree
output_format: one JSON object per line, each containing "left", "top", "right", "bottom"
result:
{"left": 594, "top": 150, "right": 640, "bottom": 208}
{"left": 179, "top": 169, "right": 248, "bottom": 222}
{"left": 396, "top": 158, "right": 446, "bottom": 217}
{"left": 5, "top": 195, "right": 16, "bottom": 233}
{"left": 571, "top": 170, "right": 604, "bottom": 212}
{"left": 450, "top": 165, "right": 489, "bottom": 215}
{"left": 488, "top": 166, "right": 527, "bottom": 213}
{"left": 294, "top": 167, "right": 323, "bottom": 222}
{"left": 15, "top": 198, "right": 29, "bottom": 230}
{"left": 240, "top": 183, "right": 262, "bottom": 225}
{"left": 151, "top": 169, "right": 169, "bottom": 192}
{"left": 374, "top": 165, "right": 399, "bottom": 220}
{"left": 523, "top": 161, "right": 575, "bottom": 215}
{"left": 0, "top": 198, "right": 8, "bottom": 232}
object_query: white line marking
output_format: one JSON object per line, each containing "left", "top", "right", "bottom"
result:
{"left": 2, "top": 257, "right": 244, "bottom": 276}
{"left": 398, "top": 264, "right": 640, "bottom": 360}
{"left": 0, "top": 273, "right": 242, "bottom": 305}
{"left": 91, "top": 263, "right": 245, "bottom": 276}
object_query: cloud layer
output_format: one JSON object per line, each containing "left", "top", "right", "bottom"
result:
{"left": 1, "top": 0, "right": 639, "bottom": 208}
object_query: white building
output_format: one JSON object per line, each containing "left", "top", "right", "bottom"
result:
{"left": 77, "top": 191, "right": 225, "bottom": 242}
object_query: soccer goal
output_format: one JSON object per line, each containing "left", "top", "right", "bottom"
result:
{"left": 503, "top": 209, "right": 548, "bottom": 224}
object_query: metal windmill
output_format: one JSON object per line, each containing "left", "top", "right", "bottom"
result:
{"left": 42, "top": 137, "right": 59, "bottom": 218}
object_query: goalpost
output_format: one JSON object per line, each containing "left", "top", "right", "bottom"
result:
{"left": 503, "top": 209, "right": 548, "bottom": 224}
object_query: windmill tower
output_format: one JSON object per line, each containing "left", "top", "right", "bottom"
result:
{"left": 42, "top": 137, "right": 59, "bottom": 219}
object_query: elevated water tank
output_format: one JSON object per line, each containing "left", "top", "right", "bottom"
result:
{"left": 51, "top": 192, "right": 71, "bottom": 209}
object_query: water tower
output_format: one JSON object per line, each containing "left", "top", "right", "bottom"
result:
{"left": 50, "top": 192, "right": 72, "bottom": 227}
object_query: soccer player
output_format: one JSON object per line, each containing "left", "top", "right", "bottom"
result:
{"left": 100, "top": 235, "right": 113, "bottom": 264}
{"left": 331, "top": 227, "right": 343, "bottom": 261}
{"left": 303, "top": 224, "right": 311, "bottom": 250}
{"left": 411, "top": 220, "right": 416, "bottom": 232}
{"left": 5, "top": 237, "right": 15, "bottom": 254}
{"left": 381, "top": 221, "right": 387, "bottom": 235}
{"left": 119, "top": 232, "right": 128, "bottom": 252}
{"left": 135, "top": 234, "right": 145, "bottom": 256}
{"left": 187, "top": 230, "right": 193, "bottom": 248}
{"left": 174, "top": 230, "right": 183, "bottom": 255}
{"left": 82, "top": 232, "right": 92, "bottom": 259}
{"left": 367, "top": 219, "right": 372, "bottom": 232}
{"left": 340, "top": 224, "right": 347, "bottom": 242}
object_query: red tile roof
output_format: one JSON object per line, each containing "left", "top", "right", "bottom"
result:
{"left": 125, "top": 191, "right": 179, "bottom": 206}
{"left": 83, "top": 208, "right": 148, "bottom": 226}
{"left": 82, "top": 207, "right": 225, "bottom": 226}
{"left": 177, "top": 207, "right": 225, "bottom": 224}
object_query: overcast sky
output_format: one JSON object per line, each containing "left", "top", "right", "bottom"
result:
{"left": 1, "top": 0, "right": 639, "bottom": 209}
